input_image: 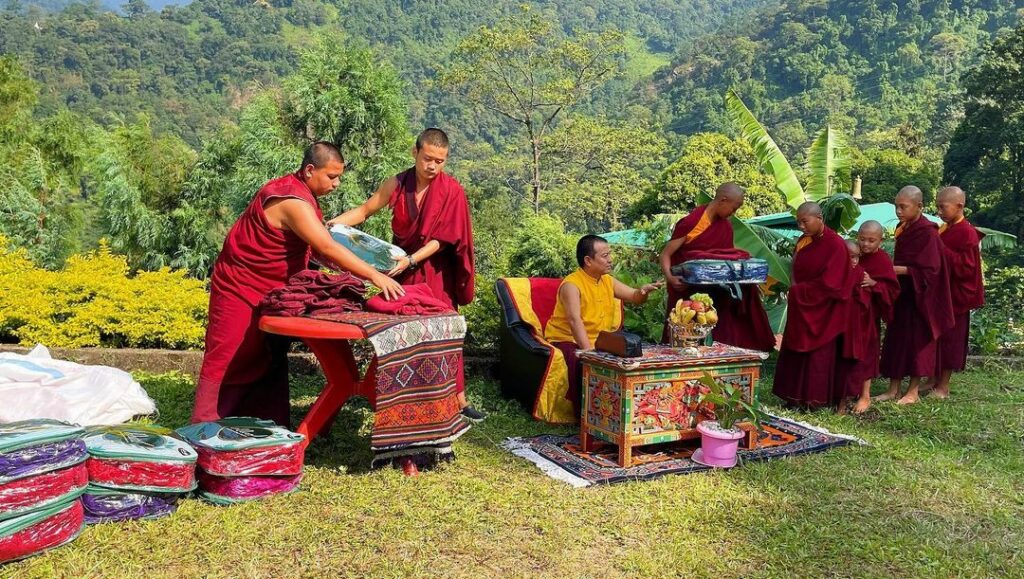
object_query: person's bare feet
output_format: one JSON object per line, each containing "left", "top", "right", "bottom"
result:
{"left": 896, "top": 391, "right": 920, "bottom": 405}
{"left": 931, "top": 387, "right": 950, "bottom": 399}
{"left": 852, "top": 397, "right": 871, "bottom": 414}
{"left": 837, "top": 399, "right": 849, "bottom": 415}
{"left": 872, "top": 391, "right": 898, "bottom": 402}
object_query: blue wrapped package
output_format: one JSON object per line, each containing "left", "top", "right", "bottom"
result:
{"left": 328, "top": 224, "right": 406, "bottom": 272}
{"left": 672, "top": 259, "right": 769, "bottom": 285}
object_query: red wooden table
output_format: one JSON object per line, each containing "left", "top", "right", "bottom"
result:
{"left": 259, "top": 315, "right": 378, "bottom": 449}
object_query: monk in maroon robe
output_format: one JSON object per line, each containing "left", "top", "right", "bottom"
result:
{"left": 773, "top": 202, "right": 856, "bottom": 409}
{"left": 193, "top": 142, "right": 404, "bottom": 427}
{"left": 331, "top": 128, "right": 481, "bottom": 421}
{"left": 836, "top": 221, "right": 900, "bottom": 414}
{"left": 836, "top": 240, "right": 868, "bottom": 414}
{"left": 877, "top": 186, "right": 955, "bottom": 405}
{"left": 929, "top": 186, "right": 984, "bottom": 398}
{"left": 659, "top": 182, "right": 775, "bottom": 351}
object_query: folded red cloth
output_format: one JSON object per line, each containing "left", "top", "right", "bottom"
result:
{"left": 259, "top": 270, "right": 366, "bottom": 317}
{"left": 366, "top": 284, "right": 454, "bottom": 316}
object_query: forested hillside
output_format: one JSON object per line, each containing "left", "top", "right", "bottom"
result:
{"left": 0, "top": 0, "right": 769, "bottom": 143}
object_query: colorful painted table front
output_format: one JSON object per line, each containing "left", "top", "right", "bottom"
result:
{"left": 579, "top": 343, "right": 768, "bottom": 467}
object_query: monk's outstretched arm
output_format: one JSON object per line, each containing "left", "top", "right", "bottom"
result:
{"left": 327, "top": 176, "right": 397, "bottom": 227}
{"left": 612, "top": 278, "right": 664, "bottom": 305}
{"left": 274, "top": 199, "right": 406, "bottom": 300}
{"left": 559, "top": 284, "right": 592, "bottom": 350}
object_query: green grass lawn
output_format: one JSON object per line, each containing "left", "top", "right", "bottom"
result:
{"left": 7, "top": 364, "right": 1024, "bottom": 578}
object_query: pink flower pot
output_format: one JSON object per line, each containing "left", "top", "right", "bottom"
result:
{"left": 695, "top": 421, "right": 744, "bottom": 468}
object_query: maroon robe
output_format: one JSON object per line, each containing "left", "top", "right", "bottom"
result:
{"left": 938, "top": 219, "right": 985, "bottom": 371}
{"left": 193, "top": 173, "right": 321, "bottom": 427}
{"left": 772, "top": 227, "right": 855, "bottom": 408}
{"left": 663, "top": 205, "right": 775, "bottom": 351}
{"left": 837, "top": 265, "right": 872, "bottom": 396}
{"left": 389, "top": 169, "right": 475, "bottom": 309}
{"left": 837, "top": 249, "right": 900, "bottom": 395}
{"left": 879, "top": 216, "right": 955, "bottom": 379}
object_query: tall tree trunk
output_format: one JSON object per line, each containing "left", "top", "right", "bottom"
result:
{"left": 531, "top": 137, "right": 542, "bottom": 213}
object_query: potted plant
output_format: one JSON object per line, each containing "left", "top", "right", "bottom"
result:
{"left": 693, "top": 373, "right": 769, "bottom": 468}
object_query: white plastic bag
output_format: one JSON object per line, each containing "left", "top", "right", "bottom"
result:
{"left": 0, "top": 345, "right": 156, "bottom": 426}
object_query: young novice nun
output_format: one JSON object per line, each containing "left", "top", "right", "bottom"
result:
{"left": 837, "top": 240, "right": 867, "bottom": 415}
{"left": 877, "top": 186, "right": 955, "bottom": 405}
{"left": 927, "top": 186, "right": 984, "bottom": 398}
{"left": 838, "top": 221, "right": 900, "bottom": 414}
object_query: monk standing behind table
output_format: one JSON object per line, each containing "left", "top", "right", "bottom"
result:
{"left": 330, "top": 128, "right": 482, "bottom": 420}
{"left": 877, "top": 186, "right": 955, "bottom": 405}
{"left": 192, "top": 142, "right": 404, "bottom": 428}
{"left": 545, "top": 235, "right": 663, "bottom": 417}
{"left": 659, "top": 182, "right": 775, "bottom": 351}
{"left": 928, "top": 186, "right": 985, "bottom": 399}
{"left": 837, "top": 221, "right": 900, "bottom": 414}
{"left": 772, "top": 202, "right": 856, "bottom": 409}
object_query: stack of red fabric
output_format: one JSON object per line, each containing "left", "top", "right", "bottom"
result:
{"left": 366, "top": 283, "right": 454, "bottom": 316}
{"left": 259, "top": 269, "right": 367, "bottom": 317}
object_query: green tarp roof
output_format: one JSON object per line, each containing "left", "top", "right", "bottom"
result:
{"left": 602, "top": 203, "right": 941, "bottom": 248}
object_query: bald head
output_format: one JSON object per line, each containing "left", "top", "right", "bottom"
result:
{"left": 936, "top": 185, "right": 966, "bottom": 224}
{"left": 896, "top": 185, "right": 923, "bottom": 204}
{"left": 859, "top": 220, "right": 884, "bottom": 237}
{"left": 796, "top": 201, "right": 824, "bottom": 237}
{"left": 299, "top": 141, "right": 345, "bottom": 196}
{"left": 709, "top": 182, "right": 745, "bottom": 219}
{"left": 937, "top": 186, "right": 965, "bottom": 204}
{"left": 714, "top": 182, "right": 745, "bottom": 202}
{"left": 797, "top": 201, "right": 822, "bottom": 218}
{"left": 845, "top": 239, "right": 861, "bottom": 266}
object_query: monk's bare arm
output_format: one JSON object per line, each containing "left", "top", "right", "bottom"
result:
{"left": 560, "top": 283, "right": 592, "bottom": 350}
{"left": 612, "top": 278, "right": 664, "bottom": 305}
{"left": 389, "top": 239, "right": 443, "bottom": 277}
{"left": 660, "top": 237, "right": 686, "bottom": 291}
{"left": 893, "top": 266, "right": 908, "bottom": 275}
{"left": 269, "top": 199, "right": 405, "bottom": 300}
{"left": 328, "top": 176, "right": 397, "bottom": 227}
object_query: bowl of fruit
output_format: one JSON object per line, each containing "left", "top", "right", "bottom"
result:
{"left": 668, "top": 293, "right": 718, "bottom": 349}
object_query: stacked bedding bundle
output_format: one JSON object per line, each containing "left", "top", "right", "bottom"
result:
{"left": 0, "top": 420, "right": 87, "bottom": 562}
{"left": 176, "top": 418, "right": 305, "bottom": 505}
{"left": 82, "top": 425, "right": 197, "bottom": 524}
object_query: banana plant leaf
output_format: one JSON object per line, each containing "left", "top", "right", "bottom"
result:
{"left": 764, "top": 295, "right": 788, "bottom": 335}
{"left": 805, "top": 127, "right": 850, "bottom": 201}
{"left": 819, "top": 193, "right": 862, "bottom": 234}
{"left": 976, "top": 227, "right": 1017, "bottom": 250}
{"left": 725, "top": 89, "right": 806, "bottom": 211}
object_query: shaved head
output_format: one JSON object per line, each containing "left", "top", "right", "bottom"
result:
{"left": 859, "top": 220, "right": 884, "bottom": 236}
{"left": 896, "top": 185, "right": 923, "bottom": 204}
{"left": 714, "top": 182, "right": 745, "bottom": 202}
{"left": 797, "top": 201, "right": 822, "bottom": 218}
{"left": 846, "top": 240, "right": 860, "bottom": 255}
{"left": 937, "top": 186, "right": 965, "bottom": 204}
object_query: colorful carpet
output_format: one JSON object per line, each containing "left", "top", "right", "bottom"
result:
{"left": 311, "top": 311, "right": 469, "bottom": 467}
{"left": 503, "top": 416, "right": 862, "bottom": 487}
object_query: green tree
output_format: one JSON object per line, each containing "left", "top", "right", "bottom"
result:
{"left": 630, "top": 132, "right": 782, "bottom": 221}
{"left": 440, "top": 8, "right": 626, "bottom": 212}
{"left": 945, "top": 22, "right": 1024, "bottom": 238}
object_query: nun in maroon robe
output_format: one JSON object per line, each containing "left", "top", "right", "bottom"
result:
{"left": 879, "top": 216, "right": 955, "bottom": 379}
{"left": 661, "top": 204, "right": 775, "bottom": 351}
{"left": 838, "top": 248, "right": 900, "bottom": 395}
{"left": 389, "top": 168, "right": 475, "bottom": 309}
{"left": 772, "top": 225, "right": 855, "bottom": 408}
{"left": 938, "top": 218, "right": 984, "bottom": 371}
{"left": 192, "top": 172, "right": 323, "bottom": 427}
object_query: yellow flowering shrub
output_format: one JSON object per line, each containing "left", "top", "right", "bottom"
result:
{"left": 0, "top": 238, "right": 208, "bottom": 349}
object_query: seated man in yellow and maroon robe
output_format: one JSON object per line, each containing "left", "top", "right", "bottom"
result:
{"left": 659, "top": 182, "right": 775, "bottom": 351}
{"left": 545, "top": 235, "right": 663, "bottom": 417}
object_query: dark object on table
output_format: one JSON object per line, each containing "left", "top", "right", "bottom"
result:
{"left": 595, "top": 330, "right": 643, "bottom": 358}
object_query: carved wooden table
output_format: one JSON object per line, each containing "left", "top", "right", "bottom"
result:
{"left": 579, "top": 343, "right": 768, "bottom": 467}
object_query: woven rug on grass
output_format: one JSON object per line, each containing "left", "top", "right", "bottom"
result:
{"left": 503, "top": 416, "right": 863, "bottom": 487}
